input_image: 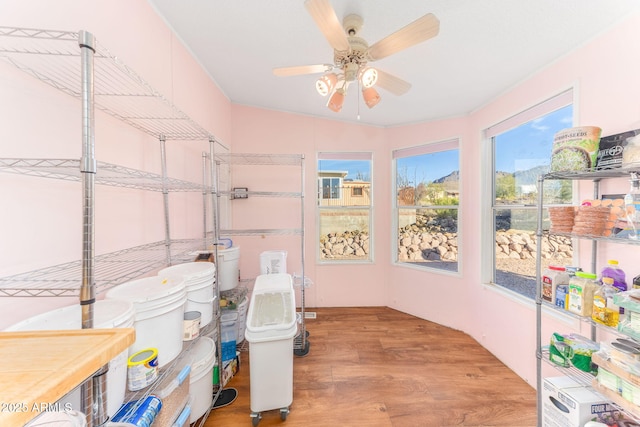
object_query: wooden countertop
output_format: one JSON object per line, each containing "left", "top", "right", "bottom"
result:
{"left": 0, "top": 327, "right": 135, "bottom": 426}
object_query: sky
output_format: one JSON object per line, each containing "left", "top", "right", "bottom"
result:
{"left": 317, "top": 104, "right": 573, "bottom": 183}
{"left": 495, "top": 105, "right": 573, "bottom": 173}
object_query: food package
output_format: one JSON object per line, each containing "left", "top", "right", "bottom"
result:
{"left": 597, "top": 128, "right": 640, "bottom": 170}
{"left": 550, "top": 126, "right": 602, "bottom": 172}
{"left": 549, "top": 332, "right": 599, "bottom": 374}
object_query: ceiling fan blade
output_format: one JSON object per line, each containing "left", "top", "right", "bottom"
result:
{"left": 304, "top": 0, "right": 350, "bottom": 52}
{"left": 375, "top": 70, "right": 412, "bottom": 96}
{"left": 368, "top": 13, "right": 439, "bottom": 61}
{"left": 273, "top": 64, "right": 332, "bottom": 77}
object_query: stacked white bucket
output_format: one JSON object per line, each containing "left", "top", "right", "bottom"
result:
{"left": 158, "top": 262, "right": 216, "bottom": 328}
{"left": 185, "top": 336, "right": 216, "bottom": 423}
{"left": 105, "top": 275, "right": 187, "bottom": 368}
{"left": 4, "top": 299, "right": 135, "bottom": 418}
{"left": 157, "top": 262, "right": 218, "bottom": 422}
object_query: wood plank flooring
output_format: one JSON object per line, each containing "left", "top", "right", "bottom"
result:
{"left": 203, "top": 307, "right": 536, "bottom": 427}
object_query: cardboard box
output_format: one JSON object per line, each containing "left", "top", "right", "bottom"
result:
{"left": 542, "top": 376, "right": 617, "bottom": 427}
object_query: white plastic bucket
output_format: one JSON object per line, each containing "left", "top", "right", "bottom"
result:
{"left": 259, "top": 250, "right": 288, "bottom": 275}
{"left": 106, "top": 275, "right": 187, "bottom": 368}
{"left": 187, "top": 336, "right": 216, "bottom": 423}
{"left": 4, "top": 300, "right": 134, "bottom": 418}
{"left": 217, "top": 246, "right": 240, "bottom": 291}
{"left": 158, "top": 262, "right": 216, "bottom": 327}
{"left": 25, "top": 410, "right": 87, "bottom": 427}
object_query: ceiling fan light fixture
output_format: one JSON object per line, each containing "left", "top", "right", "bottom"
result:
{"left": 327, "top": 88, "right": 345, "bottom": 112}
{"left": 360, "top": 67, "right": 378, "bottom": 88}
{"left": 315, "top": 72, "right": 338, "bottom": 96}
{"left": 362, "top": 86, "right": 381, "bottom": 109}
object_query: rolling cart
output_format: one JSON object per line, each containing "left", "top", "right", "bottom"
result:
{"left": 245, "top": 274, "right": 298, "bottom": 426}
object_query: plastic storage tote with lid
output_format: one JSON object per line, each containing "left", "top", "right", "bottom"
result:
{"left": 245, "top": 273, "right": 298, "bottom": 421}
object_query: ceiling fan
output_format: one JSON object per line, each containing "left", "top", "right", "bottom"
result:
{"left": 273, "top": 0, "right": 440, "bottom": 112}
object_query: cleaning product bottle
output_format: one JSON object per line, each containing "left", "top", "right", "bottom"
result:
{"left": 623, "top": 173, "right": 640, "bottom": 239}
{"left": 601, "top": 259, "right": 627, "bottom": 292}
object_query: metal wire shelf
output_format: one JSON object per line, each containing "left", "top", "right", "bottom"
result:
{"left": 218, "top": 228, "right": 303, "bottom": 237}
{"left": 219, "top": 190, "right": 303, "bottom": 198}
{"left": 0, "top": 238, "right": 214, "bottom": 297}
{"left": 0, "top": 26, "right": 211, "bottom": 141}
{"left": 0, "top": 158, "right": 207, "bottom": 192}
{"left": 214, "top": 153, "right": 304, "bottom": 166}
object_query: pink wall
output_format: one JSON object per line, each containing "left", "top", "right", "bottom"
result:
{"left": 2, "top": 0, "right": 640, "bottom": 389}
{"left": 229, "top": 106, "right": 391, "bottom": 308}
{"left": 0, "top": 0, "right": 231, "bottom": 328}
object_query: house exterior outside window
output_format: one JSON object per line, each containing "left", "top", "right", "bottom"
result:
{"left": 317, "top": 153, "right": 372, "bottom": 263}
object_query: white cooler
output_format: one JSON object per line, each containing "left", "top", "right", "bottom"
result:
{"left": 245, "top": 274, "right": 297, "bottom": 418}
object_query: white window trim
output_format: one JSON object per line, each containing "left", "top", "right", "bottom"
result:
{"left": 481, "top": 87, "right": 577, "bottom": 291}
{"left": 316, "top": 152, "right": 374, "bottom": 264}
{"left": 391, "top": 138, "right": 462, "bottom": 276}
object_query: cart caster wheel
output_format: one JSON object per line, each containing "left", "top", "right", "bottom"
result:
{"left": 251, "top": 412, "right": 262, "bottom": 426}
{"left": 294, "top": 339, "right": 310, "bottom": 357}
{"left": 280, "top": 407, "right": 290, "bottom": 421}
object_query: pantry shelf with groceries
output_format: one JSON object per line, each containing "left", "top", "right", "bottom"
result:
{"left": 536, "top": 126, "right": 640, "bottom": 427}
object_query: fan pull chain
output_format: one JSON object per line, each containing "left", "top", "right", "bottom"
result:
{"left": 357, "top": 79, "right": 361, "bottom": 120}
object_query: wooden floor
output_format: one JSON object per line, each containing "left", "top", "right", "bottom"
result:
{"left": 203, "top": 307, "right": 536, "bottom": 427}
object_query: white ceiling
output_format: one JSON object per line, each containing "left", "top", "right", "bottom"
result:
{"left": 147, "top": 1, "right": 640, "bottom": 127}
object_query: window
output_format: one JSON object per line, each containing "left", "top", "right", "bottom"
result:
{"left": 393, "top": 140, "right": 459, "bottom": 272}
{"left": 486, "top": 91, "right": 574, "bottom": 298}
{"left": 320, "top": 177, "right": 342, "bottom": 199}
{"left": 317, "top": 152, "right": 372, "bottom": 262}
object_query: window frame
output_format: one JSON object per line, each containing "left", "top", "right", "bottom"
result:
{"left": 316, "top": 152, "right": 374, "bottom": 264}
{"left": 392, "top": 139, "right": 461, "bottom": 275}
{"left": 481, "top": 89, "right": 576, "bottom": 296}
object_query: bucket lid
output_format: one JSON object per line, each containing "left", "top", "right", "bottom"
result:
{"left": 4, "top": 299, "right": 135, "bottom": 331}
{"left": 253, "top": 273, "right": 293, "bottom": 293}
{"left": 158, "top": 262, "right": 215, "bottom": 283}
{"left": 106, "top": 276, "right": 186, "bottom": 304}
{"left": 187, "top": 336, "right": 216, "bottom": 377}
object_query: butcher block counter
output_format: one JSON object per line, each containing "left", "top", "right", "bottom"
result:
{"left": 0, "top": 327, "right": 135, "bottom": 426}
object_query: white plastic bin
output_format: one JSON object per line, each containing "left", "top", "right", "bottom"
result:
{"left": 106, "top": 275, "right": 187, "bottom": 367}
{"left": 5, "top": 300, "right": 134, "bottom": 418}
{"left": 245, "top": 274, "right": 297, "bottom": 415}
{"left": 217, "top": 246, "right": 240, "bottom": 291}
{"left": 158, "top": 262, "right": 216, "bottom": 327}
{"left": 259, "top": 250, "right": 287, "bottom": 275}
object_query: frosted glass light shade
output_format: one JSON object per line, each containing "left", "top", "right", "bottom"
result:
{"left": 315, "top": 73, "right": 338, "bottom": 96}
{"left": 362, "top": 87, "right": 380, "bottom": 108}
{"left": 360, "top": 67, "right": 378, "bottom": 88}
{"left": 327, "top": 89, "right": 345, "bottom": 112}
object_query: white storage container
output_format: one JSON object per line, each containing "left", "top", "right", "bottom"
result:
{"left": 106, "top": 275, "right": 187, "bottom": 367}
{"left": 245, "top": 274, "right": 297, "bottom": 415}
{"left": 185, "top": 336, "right": 216, "bottom": 423}
{"left": 259, "top": 250, "right": 287, "bottom": 275}
{"left": 217, "top": 246, "right": 240, "bottom": 291}
{"left": 26, "top": 410, "right": 87, "bottom": 427}
{"left": 158, "top": 262, "right": 216, "bottom": 327}
{"left": 5, "top": 300, "right": 134, "bottom": 418}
